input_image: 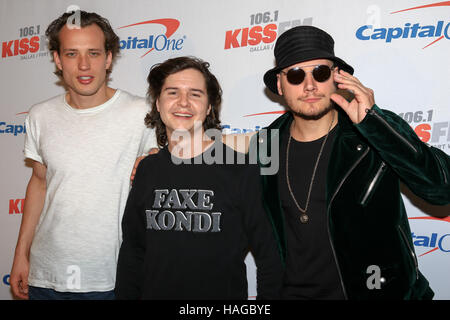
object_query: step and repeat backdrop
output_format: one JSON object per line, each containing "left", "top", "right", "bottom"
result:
{"left": 0, "top": 0, "right": 449, "bottom": 299}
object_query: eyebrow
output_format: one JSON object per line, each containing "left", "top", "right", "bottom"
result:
{"left": 163, "top": 87, "right": 206, "bottom": 94}
{"left": 61, "top": 48, "right": 104, "bottom": 52}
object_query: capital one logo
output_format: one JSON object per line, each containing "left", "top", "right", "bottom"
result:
{"left": 3, "top": 274, "right": 10, "bottom": 286}
{"left": 117, "top": 18, "right": 184, "bottom": 57}
{"left": 409, "top": 216, "right": 450, "bottom": 256}
{"left": 356, "top": 1, "right": 450, "bottom": 48}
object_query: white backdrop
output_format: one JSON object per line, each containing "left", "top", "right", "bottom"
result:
{"left": 1, "top": 0, "right": 449, "bottom": 300}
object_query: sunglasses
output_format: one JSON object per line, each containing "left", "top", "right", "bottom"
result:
{"left": 280, "top": 64, "right": 335, "bottom": 85}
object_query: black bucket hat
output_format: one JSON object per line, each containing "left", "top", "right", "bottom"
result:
{"left": 264, "top": 25, "right": 354, "bottom": 95}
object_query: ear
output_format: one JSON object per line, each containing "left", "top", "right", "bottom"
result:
{"left": 105, "top": 51, "right": 113, "bottom": 70}
{"left": 276, "top": 73, "right": 283, "bottom": 96}
{"left": 53, "top": 51, "right": 63, "bottom": 71}
{"left": 156, "top": 99, "right": 160, "bottom": 112}
{"left": 207, "top": 104, "right": 211, "bottom": 116}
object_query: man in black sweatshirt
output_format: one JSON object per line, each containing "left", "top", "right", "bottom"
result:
{"left": 115, "top": 56, "right": 283, "bottom": 299}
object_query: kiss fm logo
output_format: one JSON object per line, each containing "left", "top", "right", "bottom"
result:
{"left": 224, "top": 10, "right": 312, "bottom": 51}
{"left": 409, "top": 216, "right": 450, "bottom": 257}
{"left": 396, "top": 108, "right": 450, "bottom": 151}
{"left": 117, "top": 18, "right": 185, "bottom": 57}
{"left": 0, "top": 112, "right": 27, "bottom": 136}
{"left": 9, "top": 199, "right": 24, "bottom": 214}
{"left": 356, "top": 1, "right": 450, "bottom": 48}
{"left": 1, "top": 25, "right": 49, "bottom": 60}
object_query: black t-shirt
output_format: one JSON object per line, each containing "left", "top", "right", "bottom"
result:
{"left": 278, "top": 125, "right": 345, "bottom": 299}
{"left": 115, "top": 141, "right": 283, "bottom": 300}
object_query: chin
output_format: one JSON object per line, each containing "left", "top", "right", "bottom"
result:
{"left": 289, "top": 102, "right": 335, "bottom": 120}
{"left": 170, "top": 126, "right": 195, "bottom": 136}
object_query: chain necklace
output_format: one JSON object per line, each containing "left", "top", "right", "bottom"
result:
{"left": 285, "top": 112, "right": 335, "bottom": 224}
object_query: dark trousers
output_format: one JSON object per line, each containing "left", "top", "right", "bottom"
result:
{"left": 28, "top": 286, "right": 115, "bottom": 300}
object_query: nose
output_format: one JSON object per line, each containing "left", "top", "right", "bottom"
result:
{"left": 78, "top": 54, "right": 90, "bottom": 71}
{"left": 302, "top": 72, "right": 317, "bottom": 92}
{"left": 178, "top": 91, "right": 189, "bottom": 107}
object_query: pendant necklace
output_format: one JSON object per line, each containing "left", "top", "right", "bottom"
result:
{"left": 285, "top": 112, "right": 335, "bottom": 224}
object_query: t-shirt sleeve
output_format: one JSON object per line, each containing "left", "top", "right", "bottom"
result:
{"left": 139, "top": 126, "right": 158, "bottom": 156}
{"left": 241, "top": 163, "right": 283, "bottom": 299}
{"left": 24, "top": 110, "right": 43, "bottom": 164}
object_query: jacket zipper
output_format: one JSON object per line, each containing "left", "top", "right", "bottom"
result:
{"left": 360, "top": 161, "right": 386, "bottom": 206}
{"left": 370, "top": 108, "right": 448, "bottom": 185}
{"left": 327, "top": 146, "right": 370, "bottom": 300}
{"left": 367, "top": 109, "right": 418, "bottom": 154}
{"left": 398, "top": 225, "right": 419, "bottom": 280}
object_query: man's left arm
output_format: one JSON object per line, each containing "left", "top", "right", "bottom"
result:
{"left": 116, "top": 161, "right": 149, "bottom": 299}
{"left": 331, "top": 70, "right": 450, "bottom": 205}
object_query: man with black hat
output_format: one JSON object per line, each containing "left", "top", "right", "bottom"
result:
{"left": 255, "top": 25, "right": 450, "bottom": 300}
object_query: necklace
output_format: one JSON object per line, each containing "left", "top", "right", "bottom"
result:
{"left": 285, "top": 112, "right": 335, "bottom": 224}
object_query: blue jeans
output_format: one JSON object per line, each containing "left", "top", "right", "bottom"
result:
{"left": 28, "top": 286, "right": 115, "bottom": 300}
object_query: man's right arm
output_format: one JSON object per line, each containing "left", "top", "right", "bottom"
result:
{"left": 10, "top": 160, "right": 47, "bottom": 299}
{"left": 241, "top": 164, "right": 283, "bottom": 299}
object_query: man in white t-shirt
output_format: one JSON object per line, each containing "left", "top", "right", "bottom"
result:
{"left": 10, "top": 10, "right": 156, "bottom": 300}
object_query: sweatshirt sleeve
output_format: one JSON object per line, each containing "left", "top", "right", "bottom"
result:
{"left": 355, "top": 105, "right": 450, "bottom": 205}
{"left": 115, "top": 160, "right": 149, "bottom": 299}
{"left": 241, "top": 162, "right": 283, "bottom": 300}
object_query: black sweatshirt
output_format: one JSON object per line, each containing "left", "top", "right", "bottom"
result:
{"left": 115, "top": 142, "right": 283, "bottom": 299}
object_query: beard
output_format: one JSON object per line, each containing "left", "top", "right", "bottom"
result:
{"left": 288, "top": 100, "right": 336, "bottom": 121}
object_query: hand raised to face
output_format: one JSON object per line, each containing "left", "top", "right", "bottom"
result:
{"left": 331, "top": 69, "right": 375, "bottom": 124}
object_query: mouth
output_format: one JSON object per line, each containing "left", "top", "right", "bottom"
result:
{"left": 302, "top": 96, "right": 322, "bottom": 103}
{"left": 77, "top": 76, "right": 94, "bottom": 84}
{"left": 173, "top": 112, "right": 193, "bottom": 118}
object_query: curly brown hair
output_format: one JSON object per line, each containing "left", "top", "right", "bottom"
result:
{"left": 45, "top": 10, "right": 120, "bottom": 77}
{"left": 145, "top": 56, "right": 222, "bottom": 148}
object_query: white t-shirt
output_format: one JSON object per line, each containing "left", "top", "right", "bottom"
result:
{"left": 24, "top": 89, "right": 157, "bottom": 292}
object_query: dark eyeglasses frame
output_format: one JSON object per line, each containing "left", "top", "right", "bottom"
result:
{"left": 279, "top": 64, "right": 336, "bottom": 85}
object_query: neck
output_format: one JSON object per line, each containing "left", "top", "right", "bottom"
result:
{"left": 167, "top": 128, "right": 214, "bottom": 159}
{"left": 66, "top": 86, "right": 115, "bottom": 109}
{"left": 290, "top": 109, "right": 337, "bottom": 142}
